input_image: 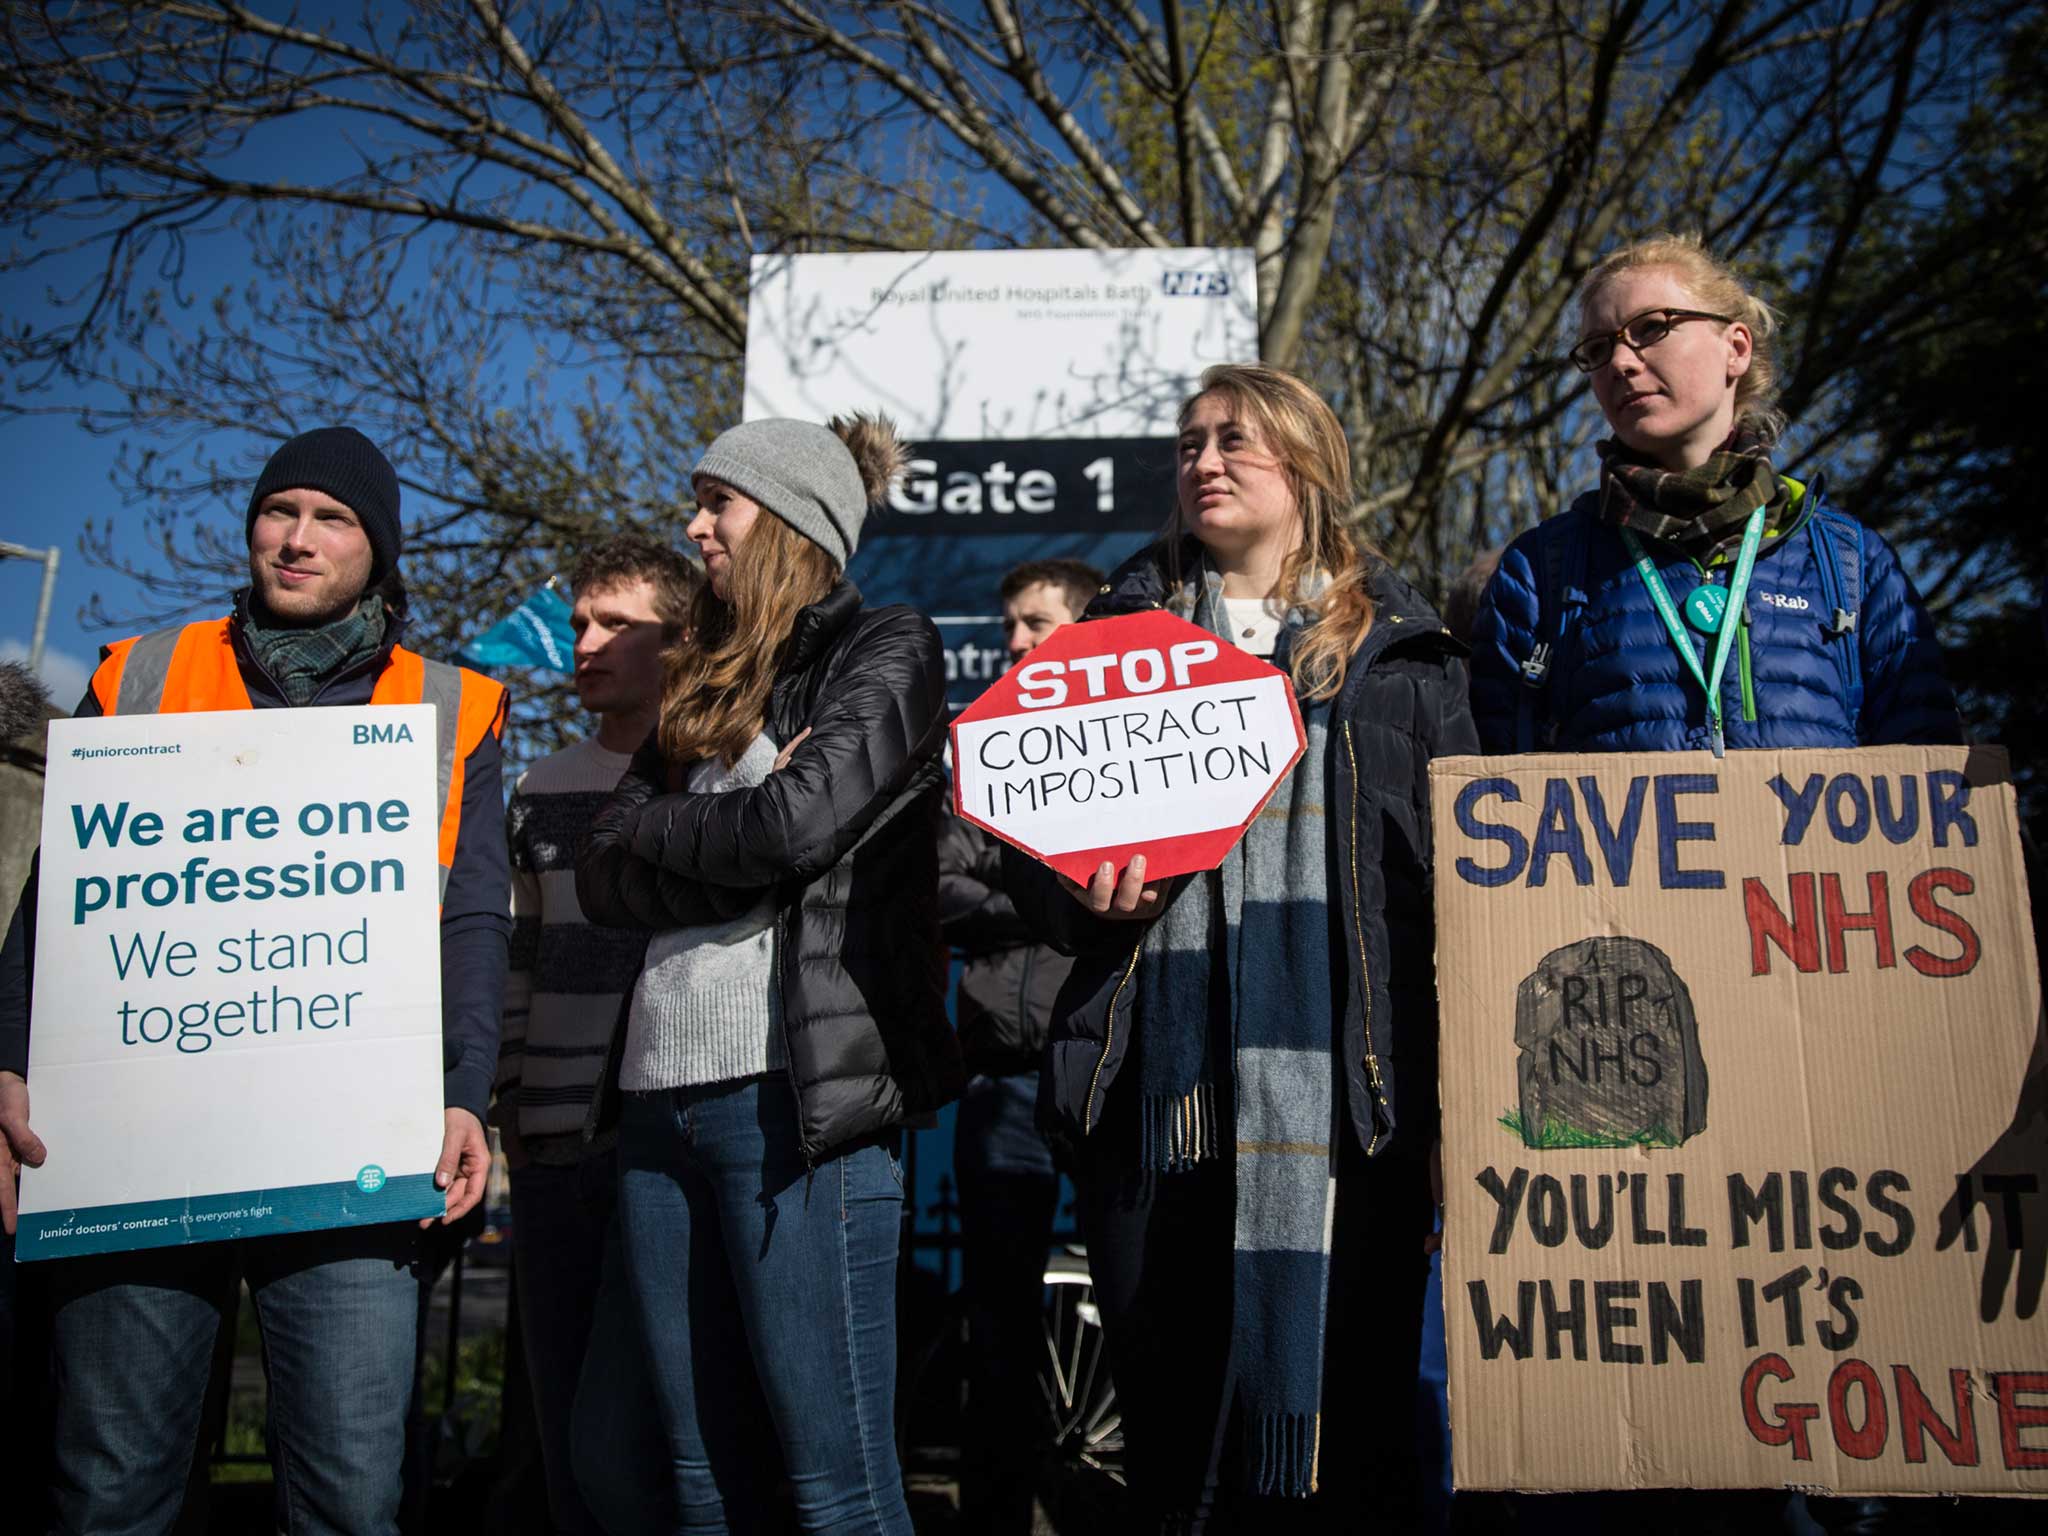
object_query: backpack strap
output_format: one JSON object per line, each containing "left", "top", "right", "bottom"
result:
{"left": 1515, "top": 499, "right": 1593, "bottom": 750}
{"left": 1804, "top": 480, "right": 1864, "bottom": 726}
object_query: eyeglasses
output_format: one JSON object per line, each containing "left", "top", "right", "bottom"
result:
{"left": 1567, "top": 309, "right": 1732, "bottom": 373}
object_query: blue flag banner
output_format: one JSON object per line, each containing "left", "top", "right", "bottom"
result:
{"left": 460, "top": 585, "right": 576, "bottom": 673}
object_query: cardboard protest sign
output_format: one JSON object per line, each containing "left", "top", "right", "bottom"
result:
{"left": 18, "top": 707, "right": 448, "bottom": 1258}
{"left": 1431, "top": 747, "right": 2047, "bottom": 1497}
{"left": 951, "top": 610, "right": 1305, "bottom": 885}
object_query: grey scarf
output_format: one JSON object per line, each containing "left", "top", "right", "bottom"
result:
{"left": 1133, "top": 561, "right": 1341, "bottom": 1500}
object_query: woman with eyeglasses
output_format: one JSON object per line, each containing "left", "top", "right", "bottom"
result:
{"left": 1470, "top": 234, "right": 1957, "bottom": 757}
{"left": 1470, "top": 241, "right": 1956, "bottom": 1536}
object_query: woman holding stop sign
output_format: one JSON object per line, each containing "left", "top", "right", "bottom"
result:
{"left": 1006, "top": 362, "right": 1478, "bottom": 1531}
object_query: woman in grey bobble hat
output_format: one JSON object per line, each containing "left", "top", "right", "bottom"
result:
{"left": 576, "top": 414, "right": 963, "bottom": 1534}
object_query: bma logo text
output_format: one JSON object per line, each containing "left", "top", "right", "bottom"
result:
{"left": 353, "top": 724, "right": 415, "bottom": 746}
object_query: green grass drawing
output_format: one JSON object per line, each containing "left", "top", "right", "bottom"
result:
{"left": 1499, "top": 1108, "right": 1681, "bottom": 1150}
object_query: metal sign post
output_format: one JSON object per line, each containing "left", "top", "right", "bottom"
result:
{"left": 0, "top": 538, "right": 62, "bottom": 673}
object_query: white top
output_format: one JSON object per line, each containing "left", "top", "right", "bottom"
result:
{"left": 621, "top": 732, "right": 785, "bottom": 1090}
{"left": 1221, "top": 594, "right": 1284, "bottom": 658}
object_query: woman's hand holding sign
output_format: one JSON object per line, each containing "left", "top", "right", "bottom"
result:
{"left": 1062, "top": 853, "right": 1166, "bottom": 919}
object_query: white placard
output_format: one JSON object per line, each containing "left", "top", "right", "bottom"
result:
{"left": 18, "top": 707, "right": 447, "bottom": 1257}
{"left": 744, "top": 247, "right": 1259, "bottom": 439}
{"left": 949, "top": 611, "right": 1307, "bottom": 886}
{"left": 954, "top": 675, "right": 1300, "bottom": 856}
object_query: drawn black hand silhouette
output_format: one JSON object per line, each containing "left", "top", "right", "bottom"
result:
{"left": 1935, "top": 996, "right": 2047, "bottom": 1323}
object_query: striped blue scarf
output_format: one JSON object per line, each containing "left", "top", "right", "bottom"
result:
{"left": 1133, "top": 565, "right": 1337, "bottom": 1499}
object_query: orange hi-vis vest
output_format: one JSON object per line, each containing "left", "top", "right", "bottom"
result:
{"left": 88, "top": 617, "right": 507, "bottom": 902}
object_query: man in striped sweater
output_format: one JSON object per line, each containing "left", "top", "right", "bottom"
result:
{"left": 494, "top": 534, "right": 699, "bottom": 1535}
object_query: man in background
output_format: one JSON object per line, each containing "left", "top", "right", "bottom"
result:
{"left": 941, "top": 556, "right": 1101, "bottom": 1535}
{"left": 494, "top": 534, "right": 698, "bottom": 1534}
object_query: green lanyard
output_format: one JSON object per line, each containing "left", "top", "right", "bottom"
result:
{"left": 1618, "top": 507, "right": 1765, "bottom": 758}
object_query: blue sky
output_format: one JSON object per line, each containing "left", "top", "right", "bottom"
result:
{"left": 0, "top": 3, "right": 570, "bottom": 710}
{"left": 2, "top": 0, "right": 1988, "bottom": 716}
{"left": 0, "top": 377, "right": 171, "bottom": 711}
{"left": 0, "top": 216, "right": 518, "bottom": 712}
{"left": 0, "top": 96, "right": 386, "bottom": 709}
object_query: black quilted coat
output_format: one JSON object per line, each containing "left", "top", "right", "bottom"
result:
{"left": 577, "top": 579, "right": 964, "bottom": 1161}
{"left": 938, "top": 809, "right": 1075, "bottom": 1077}
{"left": 1004, "top": 539, "right": 1478, "bottom": 1162}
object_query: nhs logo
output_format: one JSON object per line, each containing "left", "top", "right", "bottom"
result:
{"left": 1161, "top": 269, "right": 1231, "bottom": 297}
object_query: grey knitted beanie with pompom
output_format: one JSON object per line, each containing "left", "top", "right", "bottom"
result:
{"left": 691, "top": 414, "right": 907, "bottom": 567}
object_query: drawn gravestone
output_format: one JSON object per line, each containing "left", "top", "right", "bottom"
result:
{"left": 1511, "top": 936, "right": 1707, "bottom": 1149}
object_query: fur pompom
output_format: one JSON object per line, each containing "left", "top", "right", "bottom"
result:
{"left": 0, "top": 660, "right": 52, "bottom": 745}
{"left": 829, "top": 412, "right": 911, "bottom": 507}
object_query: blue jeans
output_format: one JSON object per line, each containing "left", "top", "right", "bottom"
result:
{"left": 616, "top": 1077, "right": 911, "bottom": 1536}
{"left": 510, "top": 1151, "right": 675, "bottom": 1536}
{"left": 41, "top": 1222, "right": 421, "bottom": 1536}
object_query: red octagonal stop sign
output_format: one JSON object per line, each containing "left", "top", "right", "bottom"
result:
{"left": 950, "top": 610, "right": 1307, "bottom": 885}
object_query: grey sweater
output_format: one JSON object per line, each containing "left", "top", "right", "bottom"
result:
{"left": 620, "top": 733, "right": 785, "bottom": 1090}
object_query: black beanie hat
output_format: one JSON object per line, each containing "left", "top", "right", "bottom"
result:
{"left": 245, "top": 427, "right": 403, "bottom": 582}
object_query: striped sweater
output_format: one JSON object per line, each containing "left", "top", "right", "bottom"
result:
{"left": 493, "top": 736, "right": 648, "bottom": 1164}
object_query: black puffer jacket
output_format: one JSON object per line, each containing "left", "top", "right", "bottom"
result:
{"left": 938, "top": 808, "right": 1075, "bottom": 1077}
{"left": 1004, "top": 539, "right": 1478, "bottom": 1161}
{"left": 577, "top": 579, "right": 964, "bottom": 1161}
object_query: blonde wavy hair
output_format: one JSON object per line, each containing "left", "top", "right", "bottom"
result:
{"left": 658, "top": 413, "right": 906, "bottom": 768}
{"left": 1169, "top": 363, "right": 1378, "bottom": 703}
{"left": 1577, "top": 233, "right": 1786, "bottom": 442}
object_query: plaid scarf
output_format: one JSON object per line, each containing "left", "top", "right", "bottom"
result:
{"left": 1597, "top": 422, "right": 1788, "bottom": 561}
{"left": 238, "top": 590, "right": 388, "bottom": 706}
{"left": 1134, "top": 563, "right": 1338, "bottom": 1501}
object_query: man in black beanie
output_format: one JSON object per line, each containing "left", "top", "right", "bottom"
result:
{"left": 244, "top": 424, "right": 406, "bottom": 612}
{"left": 0, "top": 425, "right": 512, "bottom": 1534}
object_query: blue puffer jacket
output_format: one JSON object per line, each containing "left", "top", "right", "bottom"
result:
{"left": 1470, "top": 480, "right": 1959, "bottom": 753}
